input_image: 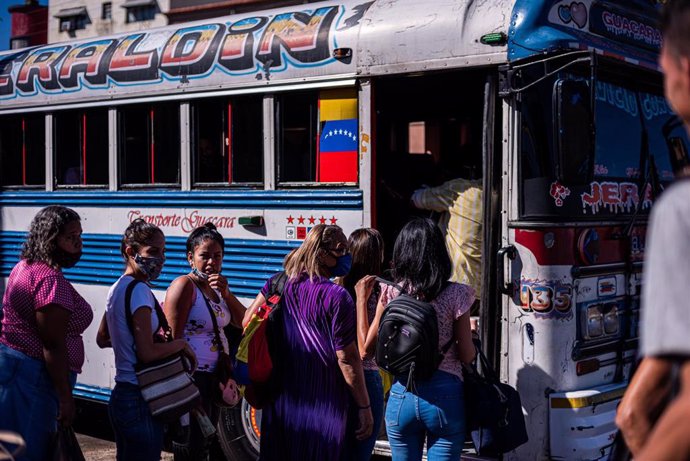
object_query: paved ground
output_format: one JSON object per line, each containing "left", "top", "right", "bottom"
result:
{"left": 76, "top": 433, "right": 173, "bottom": 460}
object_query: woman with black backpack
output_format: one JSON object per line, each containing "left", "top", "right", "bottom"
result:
{"left": 376, "top": 218, "right": 476, "bottom": 461}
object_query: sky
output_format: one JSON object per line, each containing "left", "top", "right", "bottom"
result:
{"left": 0, "top": 0, "right": 48, "bottom": 51}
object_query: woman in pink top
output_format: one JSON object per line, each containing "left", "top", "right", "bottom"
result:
{"left": 0, "top": 206, "right": 93, "bottom": 461}
{"left": 376, "top": 218, "right": 475, "bottom": 461}
{"left": 336, "top": 228, "right": 386, "bottom": 461}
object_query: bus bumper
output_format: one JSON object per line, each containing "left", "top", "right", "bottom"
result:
{"left": 549, "top": 383, "right": 626, "bottom": 460}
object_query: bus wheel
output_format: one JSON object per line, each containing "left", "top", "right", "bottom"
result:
{"left": 217, "top": 399, "right": 261, "bottom": 460}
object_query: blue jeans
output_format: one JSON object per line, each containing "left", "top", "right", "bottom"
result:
{"left": 108, "top": 381, "right": 164, "bottom": 461}
{"left": 385, "top": 370, "right": 465, "bottom": 461}
{"left": 350, "top": 369, "right": 385, "bottom": 461}
{"left": 0, "top": 343, "right": 77, "bottom": 461}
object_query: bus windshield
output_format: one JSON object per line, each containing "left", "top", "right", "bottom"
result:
{"left": 520, "top": 70, "right": 690, "bottom": 219}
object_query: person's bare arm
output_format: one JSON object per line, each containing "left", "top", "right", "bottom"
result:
{"left": 355, "top": 276, "right": 377, "bottom": 360}
{"left": 336, "top": 342, "right": 373, "bottom": 440}
{"left": 96, "top": 313, "right": 111, "bottom": 348}
{"left": 363, "top": 297, "right": 386, "bottom": 358}
{"left": 36, "top": 304, "right": 74, "bottom": 427}
{"left": 131, "top": 307, "right": 196, "bottom": 370}
{"left": 637, "top": 360, "right": 690, "bottom": 460}
{"left": 454, "top": 312, "right": 476, "bottom": 364}
{"left": 242, "top": 293, "right": 265, "bottom": 328}
{"left": 616, "top": 357, "right": 674, "bottom": 456}
{"left": 163, "top": 277, "right": 195, "bottom": 340}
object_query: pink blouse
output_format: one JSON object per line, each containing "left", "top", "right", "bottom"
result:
{"left": 0, "top": 260, "right": 93, "bottom": 372}
{"left": 380, "top": 282, "right": 475, "bottom": 379}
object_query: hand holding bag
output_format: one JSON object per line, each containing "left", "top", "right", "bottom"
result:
{"left": 49, "top": 427, "right": 85, "bottom": 461}
{"left": 124, "top": 280, "right": 201, "bottom": 421}
{"left": 464, "top": 339, "right": 528, "bottom": 456}
{"left": 193, "top": 279, "right": 241, "bottom": 408}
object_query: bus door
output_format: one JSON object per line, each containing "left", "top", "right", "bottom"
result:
{"left": 373, "top": 70, "right": 487, "bottom": 262}
{"left": 499, "top": 53, "right": 690, "bottom": 460}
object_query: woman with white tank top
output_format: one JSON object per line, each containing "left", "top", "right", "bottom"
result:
{"left": 164, "top": 223, "right": 246, "bottom": 461}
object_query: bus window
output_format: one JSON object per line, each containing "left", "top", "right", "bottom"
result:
{"left": 640, "top": 92, "right": 685, "bottom": 182}
{"left": 55, "top": 109, "right": 109, "bottom": 187}
{"left": 520, "top": 72, "right": 690, "bottom": 219}
{"left": 0, "top": 114, "right": 45, "bottom": 188}
{"left": 191, "top": 95, "right": 263, "bottom": 186}
{"left": 595, "top": 83, "right": 689, "bottom": 184}
{"left": 119, "top": 102, "right": 180, "bottom": 186}
{"left": 276, "top": 89, "right": 359, "bottom": 184}
{"left": 277, "top": 91, "right": 318, "bottom": 183}
{"left": 594, "top": 82, "right": 643, "bottom": 180}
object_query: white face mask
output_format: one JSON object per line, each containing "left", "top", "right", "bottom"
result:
{"left": 192, "top": 266, "right": 209, "bottom": 280}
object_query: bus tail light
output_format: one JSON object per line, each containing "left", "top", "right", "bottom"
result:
{"left": 584, "top": 303, "right": 620, "bottom": 339}
{"left": 603, "top": 304, "right": 619, "bottom": 335}
{"left": 586, "top": 305, "right": 604, "bottom": 338}
{"left": 576, "top": 358, "right": 601, "bottom": 376}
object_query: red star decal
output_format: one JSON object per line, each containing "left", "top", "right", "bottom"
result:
{"left": 329, "top": 216, "right": 338, "bottom": 225}
{"left": 287, "top": 215, "right": 294, "bottom": 224}
{"left": 297, "top": 215, "right": 305, "bottom": 225}
{"left": 319, "top": 216, "right": 327, "bottom": 224}
{"left": 308, "top": 216, "right": 316, "bottom": 225}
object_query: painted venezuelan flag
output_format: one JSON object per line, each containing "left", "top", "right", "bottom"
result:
{"left": 318, "top": 89, "right": 358, "bottom": 183}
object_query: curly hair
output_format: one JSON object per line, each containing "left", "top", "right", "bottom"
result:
{"left": 21, "top": 206, "right": 81, "bottom": 266}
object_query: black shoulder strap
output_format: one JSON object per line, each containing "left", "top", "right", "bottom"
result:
{"left": 267, "top": 271, "right": 288, "bottom": 304}
{"left": 472, "top": 337, "right": 499, "bottom": 382}
{"left": 188, "top": 277, "right": 226, "bottom": 356}
{"left": 124, "top": 279, "right": 171, "bottom": 343}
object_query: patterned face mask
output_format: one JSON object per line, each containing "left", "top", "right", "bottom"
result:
{"left": 134, "top": 253, "right": 165, "bottom": 281}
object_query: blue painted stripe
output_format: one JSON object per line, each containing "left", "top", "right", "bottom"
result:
{"left": 0, "top": 232, "right": 300, "bottom": 297}
{"left": 73, "top": 383, "right": 111, "bottom": 403}
{"left": 0, "top": 189, "right": 363, "bottom": 209}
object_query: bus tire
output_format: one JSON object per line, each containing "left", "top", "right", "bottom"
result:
{"left": 217, "top": 399, "right": 261, "bottom": 461}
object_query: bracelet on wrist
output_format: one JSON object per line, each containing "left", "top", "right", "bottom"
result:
{"left": 358, "top": 404, "right": 371, "bottom": 410}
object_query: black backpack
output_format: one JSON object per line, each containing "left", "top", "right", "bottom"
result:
{"left": 375, "top": 279, "right": 453, "bottom": 384}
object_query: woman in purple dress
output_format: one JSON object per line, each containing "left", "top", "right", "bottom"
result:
{"left": 246, "top": 224, "right": 373, "bottom": 460}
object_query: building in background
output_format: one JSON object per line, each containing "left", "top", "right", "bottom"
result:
{"left": 48, "top": 0, "right": 170, "bottom": 43}
{"left": 8, "top": 0, "right": 48, "bottom": 49}
{"left": 166, "top": 0, "right": 314, "bottom": 23}
{"left": 46, "top": 0, "right": 323, "bottom": 44}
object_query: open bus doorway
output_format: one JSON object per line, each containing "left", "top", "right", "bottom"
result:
{"left": 373, "top": 70, "right": 486, "bottom": 273}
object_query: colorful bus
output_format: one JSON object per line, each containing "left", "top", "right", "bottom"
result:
{"left": 0, "top": 0, "right": 685, "bottom": 459}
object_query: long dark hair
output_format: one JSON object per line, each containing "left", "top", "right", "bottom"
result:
{"left": 186, "top": 222, "right": 225, "bottom": 255}
{"left": 339, "top": 228, "right": 384, "bottom": 298}
{"left": 21, "top": 205, "right": 81, "bottom": 267}
{"left": 391, "top": 218, "right": 451, "bottom": 301}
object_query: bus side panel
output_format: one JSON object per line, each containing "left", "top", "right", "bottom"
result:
{"left": 506, "top": 226, "right": 638, "bottom": 460}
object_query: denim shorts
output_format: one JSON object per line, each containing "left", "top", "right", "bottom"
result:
{"left": 108, "top": 381, "right": 165, "bottom": 461}
{"left": 0, "top": 343, "right": 76, "bottom": 461}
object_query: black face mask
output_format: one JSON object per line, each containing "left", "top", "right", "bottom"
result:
{"left": 54, "top": 248, "right": 82, "bottom": 269}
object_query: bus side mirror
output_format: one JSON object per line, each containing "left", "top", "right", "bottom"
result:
{"left": 553, "top": 79, "right": 594, "bottom": 186}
